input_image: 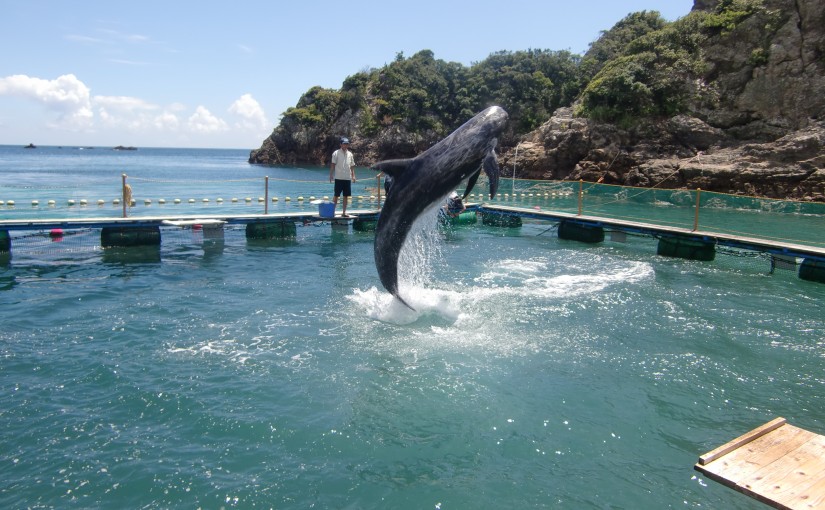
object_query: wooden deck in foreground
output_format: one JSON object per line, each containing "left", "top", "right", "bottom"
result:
{"left": 695, "top": 417, "right": 825, "bottom": 509}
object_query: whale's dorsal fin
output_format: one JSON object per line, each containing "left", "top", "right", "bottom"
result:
{"left": 371, "top": 158, "right": 415, "bottom": 179}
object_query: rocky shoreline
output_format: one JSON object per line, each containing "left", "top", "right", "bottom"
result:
{"left": 500, "top": 108, "right": 825, "bottom": 202}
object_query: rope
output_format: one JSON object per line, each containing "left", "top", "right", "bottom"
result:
{"left": 127, "top": 177, "right": 262, "bottom": 184}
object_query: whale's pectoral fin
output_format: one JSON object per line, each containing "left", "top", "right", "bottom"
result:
{"left": 371, "top": 158, "right": 415, "bottom": 179}
{"left": 482, "top": 146, "right": 500, "bottom": 198}
{"left": 462, "top": 169, "right": 482, "bottom": 200}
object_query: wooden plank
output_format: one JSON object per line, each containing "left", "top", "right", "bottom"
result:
{"left": 783, "top": 472, "right": 825, "bottom": 509}
{"left": 700, "top": 425, "right": 813, "bottom": 480}
{"left": 744, "top": 433, "right": 825, "bottom": 508}
{"left": 695, "top": 419, "right": 825, "bottom": 510}
{"left": 699, "top": 417, "right": 787, "bottom": 465}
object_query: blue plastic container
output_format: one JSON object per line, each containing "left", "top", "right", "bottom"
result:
{"left": 318, "top": 201, "right": 335, "bottom": 218}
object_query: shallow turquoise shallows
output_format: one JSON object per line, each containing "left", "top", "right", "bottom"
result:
{"left": 1, "top": 146, "right": 824, "bottom": 509}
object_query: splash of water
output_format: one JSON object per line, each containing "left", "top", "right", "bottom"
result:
{"left": 396, "top": 202, "right": 445, "bottom": 290}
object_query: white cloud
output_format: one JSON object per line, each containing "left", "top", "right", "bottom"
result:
{"left": 0, "top": 73, "right": 262, "bottom": 146}
{"left": 153, "top": 111, "right": 180, "bottom": 130}
{"left": 0, "top": 74, "right": 93, "bottom": 129}
{"left": 187, "top": 106, "right": 228, "bottom": 133}
{"left": 229, "top": 93, "right": 269, "bottom": 132}
{"left": 94, "top": 95, "right": 157, "bottom": 111}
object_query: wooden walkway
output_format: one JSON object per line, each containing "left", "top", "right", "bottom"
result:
{"left": 695, "top": 417, "right": 825, "bottom": 509}
{"left": 481, "top": 204, "right": 825, "bottom": 262}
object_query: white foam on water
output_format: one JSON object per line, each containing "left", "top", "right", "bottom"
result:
{"left": 349, "top": 256, "right": 654, "bottom": 327}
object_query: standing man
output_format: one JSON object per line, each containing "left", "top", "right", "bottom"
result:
{"left": 329, "top": 137, "right": 356, "bottom": 217}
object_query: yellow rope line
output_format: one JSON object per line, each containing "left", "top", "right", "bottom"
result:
{"left": 126, "top": 175, "right": 339, "bottom": 184}
{"left": 127, "top": 177, "right": 261, "bottom": 183}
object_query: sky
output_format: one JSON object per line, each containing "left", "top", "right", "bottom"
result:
{"left": 0, "top": 0, "right": 694, "bottom": 149}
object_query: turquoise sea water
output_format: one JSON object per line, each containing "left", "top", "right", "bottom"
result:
{"left": 1, "top": 146, "right": 824, "bottom": 509}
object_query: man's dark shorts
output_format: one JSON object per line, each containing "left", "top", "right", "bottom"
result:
{"left": 334, "top": 179, "right": 352, "bottom": 197}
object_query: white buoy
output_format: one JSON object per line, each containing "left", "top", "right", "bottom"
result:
{"left": 202, "top": 198, "right": 209, "bottom": 203}
{"left": 6, "top": 200, "right": 14, "bottom": 206}
{"left": 144, "top": 199, "right": 152, "bottom": 205}
{"left": 285, "top": 197, "right": 291, "bottom": 201}
{"left": 272, "top": 197, "right": 278, "bottom": 202}
{"left": 216, "top": 198, "right": 223, "bottom": 203}
{"left": 244, "top": 197, "right": 252, "bottom": 202}
{"left": 80, "top": 199, "right": 88, "bottom": 205}
{"left": 258, "top": 197, "right": 265, "bottom": 202}
{"left": 0, "top": 201, "right": 4, "bottom": 206}
{"left": 158, "top": 198, "right": 166, "bottom": 204}
{"left": 188, "top": 199, "right": 195, "bottom": 204}
{"left": 97, "top": 199, "right": 105, "bottom": 205}
{"left": 231, "top": 197, "right": 238, "bottom": 203}
{"left": 113, "top": 198, "right": 121, "bottom": 205}
{"left": 68, "top": 199, "right": 76, "bottom": 206}
{"left": 31, "top": 200, "right": 39, "bottom": 206}
{"left": 174, "top": 198, "right": 181, "bottom": 204}
{"left": 50, "top": 200, "right": 58, "bottom": 206}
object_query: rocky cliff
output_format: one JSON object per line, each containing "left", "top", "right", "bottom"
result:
{"left": 504, "top": 0, "right": 825, "bottom": 201}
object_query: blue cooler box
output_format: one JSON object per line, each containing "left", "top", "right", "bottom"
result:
{"left": 319, "top": 201, "right": 335, "bottom": 217}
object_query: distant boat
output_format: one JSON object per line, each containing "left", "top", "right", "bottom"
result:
{"left": 113, "top": 145, "right": 138, "bottom": 151}
{"left": 24, "top": 143, "right": 36, "bottom": 149}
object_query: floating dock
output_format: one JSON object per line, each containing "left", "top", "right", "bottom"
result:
{"left": 480, "top": 205, "right": 825, "bottom": 262}
{"left": 2, "top": 204, "right": 825, "bottom": 285}
{"left": 0, "top": 209, "right": 379, "bottom": 232}
{"left": 695, "top": 417, "right": 825, "bottom": 510}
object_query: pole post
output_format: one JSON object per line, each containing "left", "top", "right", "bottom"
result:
{"left": 578, "top": 179, "right": 583, "bottom": 216}
{"left": 121, "top": 173, "right": 127, "bottom": 218}
{"left": 264, "top": 176, "right": 269, "bottom": 215}
{"left": 377, "top": 174, "right": 382, "bottom": 205}
{"left": 512, "top": 143, "right": 519, "bottom": 194}
{"left": 693, "top": 188, "right": 701, "bottom": 231}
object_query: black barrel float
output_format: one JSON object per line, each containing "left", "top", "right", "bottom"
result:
{"left": 657, "top": 235, "right": 716, "bottom": 261}
{"left": 101, "top": 226, "right": 161, "bottom": 248}
{"left": 799, "top": 258, "right": 825, "bottom": 284}
{"left": 557, "top": 220, "right": 605, "bottom": 243}
{"left": 246, "top": 221, "right": 296, "bottom": 239}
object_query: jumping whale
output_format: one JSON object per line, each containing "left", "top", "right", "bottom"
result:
{"left": 371, "top": 106, "right": 508, "bottom": 309}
